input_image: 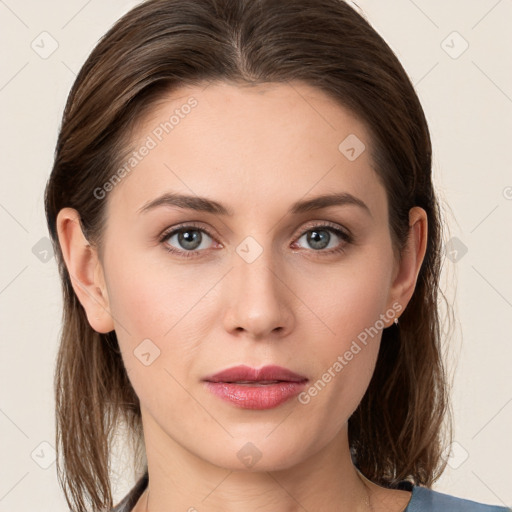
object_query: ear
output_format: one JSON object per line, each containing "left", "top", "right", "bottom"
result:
{"left": 56, "top": 207, "right": 115, "bottom": 334}
{"left": 385, "top": 206, "right": 428, "bottom": 325}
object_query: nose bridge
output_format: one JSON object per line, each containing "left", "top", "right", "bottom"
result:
{"left": 234, "top": 234, "right": 281, "bottom": 299}
{"left": 224, "top": 234, "right": 292, "bottom": 337}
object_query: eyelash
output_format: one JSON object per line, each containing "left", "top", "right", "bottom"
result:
{"left": 158, "top": 221, "right": 353, "bottom": 259}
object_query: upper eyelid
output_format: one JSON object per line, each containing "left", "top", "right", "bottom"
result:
{"left": 159, "top": 222, "right": 216, "bottom": 242}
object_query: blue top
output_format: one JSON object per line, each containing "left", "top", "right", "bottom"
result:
{"left": 404, "top": 485, "right": 510, "bottom": 511}
{"left": 111, "top": 471, "right": 511, "bottom": 511}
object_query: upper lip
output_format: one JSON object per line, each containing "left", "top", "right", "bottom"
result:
{"left": 203, "top": 364, "right": 308, "bottom": 383}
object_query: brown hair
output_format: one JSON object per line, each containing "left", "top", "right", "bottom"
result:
{"left": 44, "top": 0, "right": 453, "bottom": 510}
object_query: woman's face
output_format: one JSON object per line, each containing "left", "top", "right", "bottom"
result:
{"left": 93, "top": 81, "right": 415, "bottom": 471}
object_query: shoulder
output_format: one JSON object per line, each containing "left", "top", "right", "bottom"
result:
{"left": 407, "top": 485, "right": 511, "bottom": 512}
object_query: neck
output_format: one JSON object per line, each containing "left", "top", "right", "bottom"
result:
{"left": 137, "top": 412, "right": 374, "bottom": 512}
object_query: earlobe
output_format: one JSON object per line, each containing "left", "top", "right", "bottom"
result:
{"left": 386, "top": 207, "right": 428, "bottom": 326}
{"left": 56, "top": 207, "right": 115, "bottom": 334}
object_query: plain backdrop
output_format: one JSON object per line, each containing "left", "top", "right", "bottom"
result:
{"left": 0, "top": 0, "right": 511, "bottom": 510}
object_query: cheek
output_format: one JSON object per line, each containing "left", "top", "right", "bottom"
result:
{"left": 102, "top": 252, "right": 177, "bottom": 368}
{"left": 104, "top": 247, "right": 211, "bottom": 338}
{"left": 308, "top": 276, "right": 386, "bottom": 380}
{"left": 297, "top": 248, "right": 393, "bottom": 346}
{"left": 103, "top": 249, "right": 224, "bottom": 386}
{"left": 103, "top": 255, "right": 206, "bottom": 418}
{"left": 294, "top": 251, "right": 392, "bottom": 417}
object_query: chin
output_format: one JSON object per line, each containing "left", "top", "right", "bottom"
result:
{"left": 198, "top": 433, "right": 314, "bottom": 473}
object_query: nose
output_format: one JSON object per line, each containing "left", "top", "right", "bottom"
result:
{"left": 222, "top": 242, "right": 295, "bottom": 340}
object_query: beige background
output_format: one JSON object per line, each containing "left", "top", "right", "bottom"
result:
{"left": 0, "top": 0, "right": 511, "bottom": 510}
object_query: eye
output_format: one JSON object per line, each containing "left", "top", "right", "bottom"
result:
{"left": 158, "top": 221, "right": 352, "bottom": 259}
{"left": 293, "top": 222, "right": 352, "bottom": 255}
{"left": 159, "top": 223, "right": 218, "bottom": 259}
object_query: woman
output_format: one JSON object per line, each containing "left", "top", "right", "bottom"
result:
{"left": 44, "top": 0, "right": 510, "bottom": 511}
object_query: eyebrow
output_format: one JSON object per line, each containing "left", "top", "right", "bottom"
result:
{"left": 137, "top": 191, "right": 372, "bottom": 218}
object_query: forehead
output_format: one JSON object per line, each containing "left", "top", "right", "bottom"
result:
{"left": 105, "top": 80, "right": 385, "bottom": 221}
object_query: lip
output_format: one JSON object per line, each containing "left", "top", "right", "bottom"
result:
{"left": 202, "top": 365, "right": 308, "bottom": 410}
{"left": 203, "top": 364, "right": 307, "bottom": 383}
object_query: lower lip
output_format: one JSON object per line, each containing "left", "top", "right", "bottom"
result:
{"left": 203, "top": 381, "right": 307, "bottom": 410}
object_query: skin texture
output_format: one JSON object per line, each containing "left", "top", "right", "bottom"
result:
{"left": 57, "top": 81, "right": 427, "bottom": 511}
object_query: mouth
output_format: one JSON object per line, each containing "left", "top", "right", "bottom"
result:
{"left": 202, "top": 365, "right": 308, "bottom": 410}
